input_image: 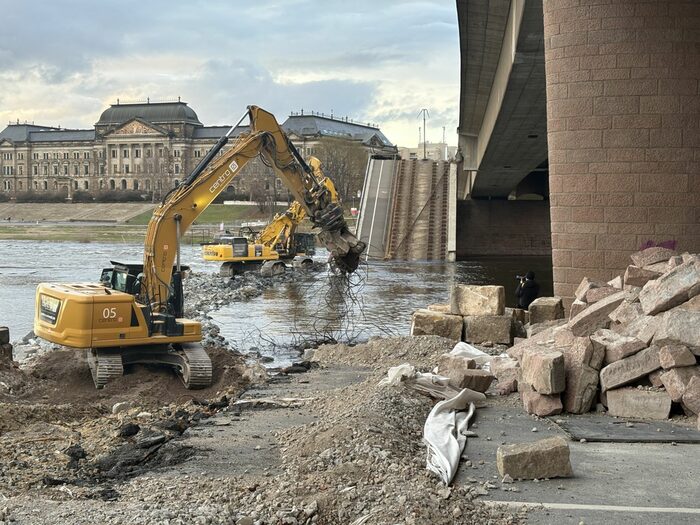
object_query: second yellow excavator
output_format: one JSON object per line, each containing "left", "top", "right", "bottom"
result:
{"left": 202, "top": 157, "right": 339, "bottom": 277}
{"left": 33, "top": 106, "right": 365, "bottom": 389}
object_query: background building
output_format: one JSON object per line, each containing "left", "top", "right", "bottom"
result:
{"left": 0, "top": 101, "right": 396, "bottom": 202}
{"left": 398, "top": 141, "right": 457, "bottom": 162}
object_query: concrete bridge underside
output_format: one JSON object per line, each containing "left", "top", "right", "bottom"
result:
{"left": 456, "top": 0, "right": 700, "bottom": 304}
{"left": 457, "top": 0, "right": 548, "bottom": 199}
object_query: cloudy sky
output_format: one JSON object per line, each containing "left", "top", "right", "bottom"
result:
{"left": 0, "top": 0, "right": 460, "bottom": 147}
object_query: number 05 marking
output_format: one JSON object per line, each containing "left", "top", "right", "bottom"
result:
{"left": 102, "top": 307, "right": 117, "bottom": 319}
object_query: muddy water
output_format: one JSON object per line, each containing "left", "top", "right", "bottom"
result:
{"left": 0, "top": 240, "right": 551, "bottom": 363}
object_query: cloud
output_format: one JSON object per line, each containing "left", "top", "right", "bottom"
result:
{"left": 0, "top": 0, "right": 460, "bottom": 147}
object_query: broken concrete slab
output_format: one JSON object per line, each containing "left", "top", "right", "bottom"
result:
{"left": 462, "top": 315, "right": 512, "bottom": 345}
{"left": 496, "top": 437, "right": 573, "bottom": 480}
{"left": 449, "top": 284, "right": 505, "bottom": 316}
{"left": 639, "top": 260, "right": 700, "bottom": 315}
{"left": 590, "top": 329, "right": 647, "bottom": 365}
{"left": 676, "top": 295, "right": 700, "bottom": 312}
{"left": 658, "top": 344, "right": 696, "bottom": 369}
{"left": 624, "top": 265, "right": 662, "bottom": 288}
{"left": 528, "top": 297, "right": 565, "bottom": 325}
{"left": 653, "top": 308, "right": 700, "bottom": 353}
{"left": 568, "top": 291, "right": 626, "bottom": 337}
{"left": 599, "top": 346, "right": 661, "bottom": 392}
{"left": 681, "top": 376, "right": 700, "bottom": 415}
{"left": 0, "top": 327, "right": 9, "bottom": 345}
{"left": 666, "top": 255, "right": 685, "bottom": 272}
{"left": 585, "top": 286, "right": 619, "bottom": 304}
{"left": 643, "top": 261, "right": 668, "bottom": 274}
{"left": 606, "top": 387, "right": 672, "bottom": 420}
{"left": 520, "top": 383, "right": 563, "bottom": 416}
{"left": 659, "top": 366, "right": 700, "bottom": 402}
{"left": 630, "top": 246, "right": 677, "bottom": 268}
{"left": 410, "top": 309, "right": 462, "bottom": 340}
{"left": 561, "top": 337, "right": 604, "bottom": 414}
{"left": 521, "top": 348, "right": 566, "bottom": 395}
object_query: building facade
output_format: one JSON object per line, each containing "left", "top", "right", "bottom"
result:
{"left": 0, "top": 102, "right": 396, "bottom": 201}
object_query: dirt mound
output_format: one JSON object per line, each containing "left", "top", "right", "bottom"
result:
{"left": 312, "top": 335, "right": 458, "bottom": 370}
{"left": 7, "top": 345, "right": 250, "bottom": 409}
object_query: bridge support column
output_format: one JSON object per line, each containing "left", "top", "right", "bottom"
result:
{"left": 543, "top": 0, "right": 700, "bottom": 304}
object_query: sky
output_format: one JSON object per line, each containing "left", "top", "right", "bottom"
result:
{"left": 0, "top": 0, "right": 460, "bottom": 148}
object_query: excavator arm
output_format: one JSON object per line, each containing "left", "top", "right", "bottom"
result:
{"left": 141, "top": 105, "right": 365, "bottom": 313}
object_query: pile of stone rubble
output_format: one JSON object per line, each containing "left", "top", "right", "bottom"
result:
{"left": 509, "top": 247, "right": 699, "bottom": 425}
{"left": 410, "top": 246, "right": 700, "bottom": 428}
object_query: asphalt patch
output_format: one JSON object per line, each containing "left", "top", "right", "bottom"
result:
{"left": 550, "top": 414, "right": 700, "bottom": 443}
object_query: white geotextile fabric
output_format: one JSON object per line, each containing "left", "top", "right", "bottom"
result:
{"left": 448, "top": 341, "right": 494, "bottom": 369}
{"left": 379, "top": 358, "right": 486, "bottom": 485}
{"left": 423, "top": 388, "right": 484, "bottom": 485}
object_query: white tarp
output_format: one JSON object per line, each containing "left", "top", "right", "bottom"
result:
{"left": 379, "top": 358, "right": 486, "bottom": 485}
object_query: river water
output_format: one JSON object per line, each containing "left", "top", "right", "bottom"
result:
{"left": 0, "top": 239, "right": 551, "bottom": 363}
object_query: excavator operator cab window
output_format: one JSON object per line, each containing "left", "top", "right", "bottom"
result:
{"left": 99, "top": 269, "right": 113, "bottom": 287}
{"left": 232, "top": 237, "right": 248, "bottom": 257}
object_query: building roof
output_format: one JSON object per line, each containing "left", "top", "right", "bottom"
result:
{"left": 0, "top": 124, "right": 61, "bottom": 143}
{"left": 28, "top": 129, "right": 95, "bottom": 142}
{"left": 96, "top": 101, "right": 203, "bottom": 127}
{"left": 192, "top": 125, "right": 250, "bottom": 139}
{"left": 281, "top": 114, "right": 394, "bottom": 147}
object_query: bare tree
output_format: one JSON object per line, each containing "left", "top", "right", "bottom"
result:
{"left": 315, "top": 139, "right": 369, "bottom": 201}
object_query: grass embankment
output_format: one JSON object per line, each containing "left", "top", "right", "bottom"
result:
{"left": 125, "top": 204, "right": 289, "bottom": 225}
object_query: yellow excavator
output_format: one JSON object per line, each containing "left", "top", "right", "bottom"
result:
{"left": 202, "top": 157, "right": 338, "bottom": 277}
{"left": 33, "top": 106, "right": 365, "bottom": 389}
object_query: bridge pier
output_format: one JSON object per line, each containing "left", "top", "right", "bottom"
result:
{"left": 543, "top": 0, "right": 700, "bottom": 304}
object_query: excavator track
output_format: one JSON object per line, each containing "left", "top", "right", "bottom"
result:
{"left": 87, "top": 349, "right": 124, "bottom": 389}
{"left": 177, "top": 343, "right": 213, "bottom": 389}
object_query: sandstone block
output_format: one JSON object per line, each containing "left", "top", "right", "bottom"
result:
{"left": 437, "top": 353, "right": 476, "bottom": 373}
{"left": 630, "top": 246, "right": 677, "bottom": 268}
{"left": 463, "top": 315, "right": 512, "bottom": 345}
{"left": 681, "top": 253, "right": 698, "bottom": 264}
{"left": 569, "top": 299, "right": 588, "bottom": 319}
{"left": 522, "top": 348, "right": 566, "bottom": 394}
{"left": 660, "top": 366, "right": 700, "bottom": 402}
{"left": 608, "top": 300, "right": 643, "bottom": 325}
{"left": 606, "top": 388, "right": 672, "bottom": 420}
{"left": 653, "top": 309, "right": 700, "bottom": 353}
{"left": 520, "top": 383, "right": 563, "bottom": 416}
{"left": 426, "top": 303, "right": 451, "bottom": 313}
{"left": 0, "top": 327, "right": 9, "bottom": 345}
{"left": 455, "top": 369, "right": 495, "bottom": 393}
{"left": 620, "top": 315, "right": 660, "bottom": 345}
{"left": 600, "top": 346, "right": 661, "bottom": 392}
{"left": 527, "top": 319, "right": 566, "bottom": 338}
{"left": 496, "top": 437, "right": 573, "bottom": 480}
{"left": 586, "top": 286, "right": 619, "bottom": 304}
{"left": 659, "top": 344, "right": 696, "bottom": 369}
{"left": 648, "top": 369, "right": 664, "bottom": 388}
{"left": 562, "top": 337, "right": 605, "bottom": 414}
{"left": 590, "top": 329, "right": 647, "bottom": 365}
{"left": 677, "top": 295, "right": 700, "bottom": 312}
{"left": 568, "top": 291, "right": 626, "bottom": 337}
{"left": 506, "top": 307, "right": 529, "bottom": 325}
{"left": 681, "top": 376, "right": 700, "bottom": 415}
{"left": 608, "top": 276, "right": 623, "bottom": 290}
{"left": 667, "top": 256, "right": 685, "bottom": 272}
{"left": 450, "top": 285, "right": 505, "bottom": 316}
{"left": 643, "top": 262, "right": 668, "bottom": 274}
{"left": 639, "top": 260, "right": 700, "bottom": 315}
{"left": 575, "top": 277, "right": 603, "bottom": 302}
{"left": 411, "top": 309, "right": 462, "bottom": 340}
{"left": 491, "top": 357, "right": 520, "bottom": 395}
{"left": 528, "top": 297, "right": 565, "bottom": 325}
{"left": 624, "top": 265, "right": 662, "bottom": 288}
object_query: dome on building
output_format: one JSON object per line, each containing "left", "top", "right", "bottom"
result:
{"left": 96, "top": 100, "right": 202, "bottom": 127}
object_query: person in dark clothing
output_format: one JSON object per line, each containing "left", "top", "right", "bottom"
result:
{"left": 515, "top": 271, "right": 539, "bottom": 309}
